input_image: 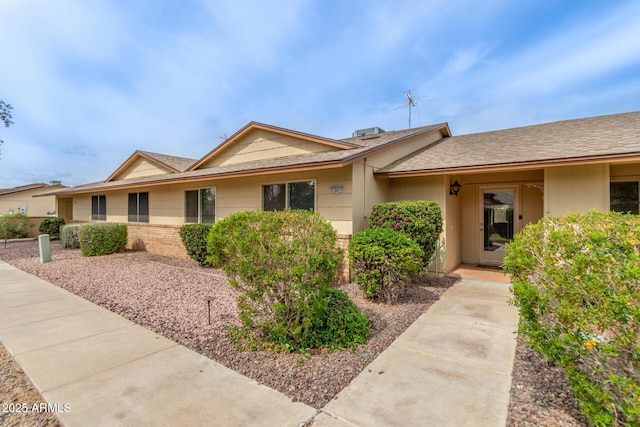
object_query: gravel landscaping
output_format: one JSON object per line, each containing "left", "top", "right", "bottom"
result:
{"left": 0, "top": 240, "right": 588, "bottom": 425}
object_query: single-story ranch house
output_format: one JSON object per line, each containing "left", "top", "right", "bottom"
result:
{"left": 47, "top": 111, "right": 640, "bottom": 276}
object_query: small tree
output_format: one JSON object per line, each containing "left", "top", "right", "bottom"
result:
{"left": 0, "top": 99, "right": 13, "bottom": 158}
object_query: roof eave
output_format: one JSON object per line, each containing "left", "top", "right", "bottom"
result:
{"left": 376, "top": 152, "right": 640, "bottom": 178}
{"left": 106, "top": 151, "right": 180, "bottom": 182}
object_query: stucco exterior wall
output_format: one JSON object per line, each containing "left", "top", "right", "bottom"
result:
{"left": 69, "top": 167, "right": 354, "bottom": 235}
{"left": 0, "top": 186, "right": 63, "bottom": 217}
{"left": 200, "top": 129, "right": 338, "bottom": 168}
{"left": 114, "top": 158, "right": 171, "bottom": 180}
{"left": 544, "top": 164, "right": 609, "bottom": 216}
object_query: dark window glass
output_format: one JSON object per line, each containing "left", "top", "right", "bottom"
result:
{"left": 91, "top": 195, "right": 106, "bottom": 220}
{"left": 139, "top": 192, "right": 149, "bottom": 223}
{"left": 263, "top": 184, "right": 286, "bottom": 211}
{"left": 128, "top": 192, "right": 149, "bottom": 222}
{"left": 610, "top": 182, "right": 639, "bottom": 214}
{"left": 289, "top": 181, "right": 315, "bottom": 210}
{"left": 185, "top": 190, "right": 198, "bottom": 223}
{"left": 200, "top": 188, "right": 216, "bottom": 223}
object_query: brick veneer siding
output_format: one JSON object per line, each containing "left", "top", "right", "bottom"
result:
{"left": 336, "top": 234, "right": 352, "bottom": 283}
{"left": 126, "top": 223, "right": 189, "bottom": 259}
{"left": 124, "top": 224, "right": 352, "bottom": 282}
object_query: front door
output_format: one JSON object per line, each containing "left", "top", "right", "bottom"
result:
{"left": 480, "top": 186, "right": 517, "bottom": 264}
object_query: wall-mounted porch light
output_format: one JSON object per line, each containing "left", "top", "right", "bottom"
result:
{"left": 449, "top": 180, "right": 461, "bottom": 196}
{"left": 331, "top": 185, "right": 344, "bottom": 195}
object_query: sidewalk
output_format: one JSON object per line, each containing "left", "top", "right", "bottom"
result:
{"left": 0, "top": 260, "right": 518, "bottom": 426}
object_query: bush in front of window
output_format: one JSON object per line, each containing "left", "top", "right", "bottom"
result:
{"left": 0, "top": 213, "right": 34, "bottom": 239}
{"left": 349, "top": 227, "right": 424, "bottom": 303}
{"left": 207, "top": 209, "right": 369, "bottom": 352}
{"left": 60, "top": 223, "right": 84, "bottom": 249}
{"left": 78, "top": 223, "right": 127, "bottom": 256}
{"left": 369, "top": 200, "right": 443, "bottom": 266}
{"left": 39, "top": 217, "right": 65, "bottom": 238}
{"left": 504, "top": 210, "right": 640, "bottom": 426}
{"left": 179, "top": 223, "right": 213, "bottom": 265}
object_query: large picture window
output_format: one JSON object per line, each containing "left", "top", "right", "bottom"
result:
{"left": 91, "top": 195, "right": 106, "bottom": 221}
{"left": 128, "top": 192, "right": 149, "bottom": 222}
{"left": 185, "top": 188, "right": 216, "bottom": 223}
{"left": 262, "top": 180, "right": 315, "bottom": 211}
{"left": 610, "top": 181, "right": 639, "bottom": 214}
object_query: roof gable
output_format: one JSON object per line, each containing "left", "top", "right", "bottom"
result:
{"left": 107, "top": 151, "right": 197, "bottom": 182}
{"left": 189, "top": 122, "right": 358, "bottom": 170}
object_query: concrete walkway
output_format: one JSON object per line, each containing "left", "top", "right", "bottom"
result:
{"left": 0, "top": 260, "right": 519, "bottom": 426}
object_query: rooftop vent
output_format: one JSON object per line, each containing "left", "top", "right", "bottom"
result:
{"left": 352, "top": 126, "right": 385, "bottom": 137}
{"left": 49, "top": 180, "right": 62, "bottom": 185}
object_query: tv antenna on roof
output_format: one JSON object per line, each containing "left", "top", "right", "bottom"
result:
{"left": 389, "top": 90, "right": 435, "bottom": 128}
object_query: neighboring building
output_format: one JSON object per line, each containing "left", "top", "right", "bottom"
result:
{"left": 0, "top": 182, "right": 66, "bottom": 217}
{"left": 47, "top": 111, "right": 640, "bottom": 273}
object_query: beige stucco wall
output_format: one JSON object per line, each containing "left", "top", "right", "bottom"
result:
{"left": 115, "top": 158, "right": 171, "bottom": 180}
{"left": 201, "top": 129, "right": 338, "bottom": 168}
{"left": 544, "top": 164, "right": 609, "bottom": 216}
{"left": 70, "top": 166, "right": 355, "bottom": 235}
{"left": 0, "top": 185, "right": 63, "bottom": 217}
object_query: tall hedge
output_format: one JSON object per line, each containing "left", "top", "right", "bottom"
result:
{"left": 78, "top": 223, "right": 127, "bottom": 256}
{"left": 504, "top": 211, "right": 640, "bottom": 426}
{"left": 179, "top": 223, "right": 214, "bottom": 265}
{"left": 369, "top": 200, "right": 442, "bottom": 265}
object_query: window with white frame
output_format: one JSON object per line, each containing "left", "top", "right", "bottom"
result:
{"left": 262, "top": 180, "right": 315, "bottom": 211}
{"left": 610, "top": 181, "right": 639, "bottom": 214}
{"left": 91, "top": 195, "right": 106, "bottom": 220}
{"left": 185, "top": 188, "right": 216, "bottom": 223}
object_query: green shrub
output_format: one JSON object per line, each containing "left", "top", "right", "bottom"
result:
{"left": 39, "top": 217, "right": 65, "bottom": 238}
{"left": 208, "top": 209, "right": 367, "bottom": 352}
{"left": 78, "top": 223, "right": 127, "bottom": 256}
{"left": 504, "top": 210, "right": 640, "bottom": 426}
{"left": 349, "top": 227, "right": 424, "bottom": 303}
{"left": 179, "top": 223, "right": 214, "bottom": 265}
{"left": 369, "top": 200, "right": 442, "bottom": 265}
{"left": 60, "top": 223, "right": 83, "bottom": 249}
{"left": 0, "top": 213, "right": 33, "bottom": 239}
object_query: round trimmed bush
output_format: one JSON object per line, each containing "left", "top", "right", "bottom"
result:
{"left": 60, "top": 223, "right": 83, "bottom": 249}
{"left": 78, "top": 223, "right": 127, "bottom": 256}
{"left": 504, "top": 210, "right": 640, "bottom": 426}
{"left": 39, "top": 217, "right": 65, "bottom": 238}
{"left": 349, "top": 227, "right": 424, "bottom": 303}
{"left": 179, "top": 223, "right": 213, "bottom": 265}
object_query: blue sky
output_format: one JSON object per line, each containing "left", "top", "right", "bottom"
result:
{"left": 1, "top": 0, "right": 640, "bottom": 188}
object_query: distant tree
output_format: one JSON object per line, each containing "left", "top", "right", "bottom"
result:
{"left": 0, "top": 99, "right": 13, "bottom": 158}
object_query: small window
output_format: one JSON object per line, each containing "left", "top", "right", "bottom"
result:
{"left": 262, "top": 181, "right": 315, "bottom": 211}
{"left": 185, "top": 188, "right": 216, "bottom": 223}
{"left": 610, "top": 182, "right": 639, "bottom": 214}
{"left": 128, "top": 192, "right": 149, "bottom": 222}
{"left": 91, "top": 195, "right": 106, "bottom": 221}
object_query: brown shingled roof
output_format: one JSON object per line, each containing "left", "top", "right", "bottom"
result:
{"left": 51, "top": 123, "right": 449, "bottom": 196}
{"left": 0, "top": 183, "right": 48, "bottom": 196}
{"left": 377, "top": 111, "right": 640, "bottom": 176}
